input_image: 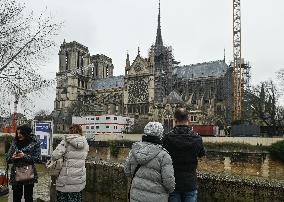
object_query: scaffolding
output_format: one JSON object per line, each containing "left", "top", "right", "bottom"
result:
{"left": 148, "top": 0, "right": 174, "bottom": 105}
{"left": 242, "top": 61, "right": 252, "bottom": 120}
{"left": 149, "top": 45, "right": 174, "bottom": 104}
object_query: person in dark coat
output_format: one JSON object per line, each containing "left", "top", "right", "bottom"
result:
{"left": 163, "top": 108, "right": 205, "bottom": 202}
{"left": 6, "top": 124, "right": 41, "bottom": 202}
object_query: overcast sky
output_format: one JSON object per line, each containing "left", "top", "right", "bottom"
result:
{"left": 21, "top": 0, "right": 284, "bottom": 115}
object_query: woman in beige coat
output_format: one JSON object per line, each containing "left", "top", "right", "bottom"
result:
{"left": 52, "top": 124, "right": 89, "bottom": 202}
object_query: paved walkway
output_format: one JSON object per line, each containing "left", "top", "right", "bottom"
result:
{"left": 0, "top": 189, "right": 45, "bottom": 201}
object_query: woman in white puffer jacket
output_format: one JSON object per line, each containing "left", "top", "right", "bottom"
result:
{"left": 52, "top": 124, "right": 89, "bottom": 202}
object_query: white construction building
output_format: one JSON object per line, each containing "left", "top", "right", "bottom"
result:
{"left": 72, "top": 115, "right": 134, "bottom": 137}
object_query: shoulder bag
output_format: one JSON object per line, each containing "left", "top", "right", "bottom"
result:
{"left": 15, "top": 165, "right": 34, "bottom": 182}
{"left": 128, "top": 164, "right": 141, "bottom": 202}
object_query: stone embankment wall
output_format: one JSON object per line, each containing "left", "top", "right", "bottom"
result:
{"left": 202, "top": 136, "right": 284, "bottom": 146}
{"left": 198, "top": 172, "right": 284, "bottom": 202}
{"left": 93, "top": 134, "right": 284, "bottom": 145}
{"left": 49, "top": 161, "right": 284, "bottom": 202}
{"left": 51, "top": 133, "right": 284, "bottom": 146}
{"left": 83, "top": 140, "right": 270, "bottom": 163}
{"left": 1, "top": 132, "right": 283, "bottom": 145}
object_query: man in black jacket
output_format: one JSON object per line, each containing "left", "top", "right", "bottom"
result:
{"left": 163, "top": 108, "right": 205, "bottom": 202}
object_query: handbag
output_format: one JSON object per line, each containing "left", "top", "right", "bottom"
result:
{"left": 46, "top": 139, "right": 67, "bottom": 177}
{"left": 46, "top": 158, "right": 64, "bottom": 177}
{"left": 15, "top": 165, "right": 34, "bottom": 182}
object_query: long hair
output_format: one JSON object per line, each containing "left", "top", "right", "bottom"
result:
{"left": 15, "top": 124, "right": 33, "bottom": 148}
{"left": 15, "top": 124, "right": 32, "bottom": 141}
{"left": 69, "top": 124, "right": 83, "bottom": 135}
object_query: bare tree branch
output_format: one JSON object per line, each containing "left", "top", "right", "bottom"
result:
{"left": 0, "top": 0, "right": 62, "bottom": 116}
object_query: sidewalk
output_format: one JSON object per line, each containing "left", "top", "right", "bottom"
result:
{"left": 5, "top": 189, "right": 47, "bottom": 201}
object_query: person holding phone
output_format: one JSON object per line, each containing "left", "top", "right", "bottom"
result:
{"left": 6, "top": 124, "right": 41, "bottom": 202}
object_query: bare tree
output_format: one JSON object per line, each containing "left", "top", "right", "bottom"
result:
{"left": 277, "top": 69, "right": 284, "bottom": 97}
{"left": 248, "top": 80, "right": 284, "bottom": 135}
{"left": 67, "top": 99, "right": 104, "bottom": 117}
{"left": 0, "top": 0, "right": 62, "bottom": 115}
{"left": 277, "top": 69, "right": 284, "bottom": 83}
{"left": 68, "top": 101, "right": 87, "bottom": 117}
{"left": 34, "top": 110, "right": 52, "bottom": 121}
{"left": 123, "top": 118, "right": 134, "bottom": 134}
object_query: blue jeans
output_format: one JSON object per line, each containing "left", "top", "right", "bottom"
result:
{"left": 169, "top": 190, "right": 198, "bottom": 202}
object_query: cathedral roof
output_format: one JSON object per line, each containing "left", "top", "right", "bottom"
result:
{"left": 91, "top": 75, "right": 124, "bottom": 90}
{"left": 173, "top": 60, "right": 228, "bottom": 80}
{"left": 163, "top": 90, "right": 184, "bottom": 104}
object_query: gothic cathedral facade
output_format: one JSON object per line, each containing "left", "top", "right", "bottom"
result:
{"left": 53, "top": 3, "right": 232, "bottom": 133}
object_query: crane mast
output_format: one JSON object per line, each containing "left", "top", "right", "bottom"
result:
{"left": 233, "top": 0, "right": 243, "bottom": 120}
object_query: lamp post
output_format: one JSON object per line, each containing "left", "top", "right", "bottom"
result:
{"left": 167, "top": 114, "right": 171, "bottom": 133}
{"left": 164, "top": 112, "right": 171, "bottom": 133}
{"left": 12, "top": 94, "right": 19, "bottom": 133}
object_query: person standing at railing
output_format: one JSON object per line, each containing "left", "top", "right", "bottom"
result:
{"left": 51, "top": 124, "right": 89, "bottom": 202}
{"left": 163, "top": 108, "right": 205, "bottom": 202}
{"left": 124, "top": 122, "right": 175, "bottom": 202}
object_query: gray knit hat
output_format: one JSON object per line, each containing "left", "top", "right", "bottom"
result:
{"left": 144, "top": 122, "right": 164, "bottom": 139}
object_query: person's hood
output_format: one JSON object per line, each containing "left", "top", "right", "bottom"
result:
{"left": 65, "top": 134, "right": 85, "bottom": 149}
{"left": 131, "top": 141, "right": 163, "bottom": 165}
{"left": 167, "top": 125, "right": 202, "bottom": 150}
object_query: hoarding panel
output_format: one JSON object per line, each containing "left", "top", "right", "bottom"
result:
{"left": 34, "top": 122, "right": 52, "bottom": 156}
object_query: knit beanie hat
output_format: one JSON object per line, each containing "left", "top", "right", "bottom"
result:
{"left": 144, "top": 122, "right": 164, "bottom": 139}
{"left": 17, "top": 124, "right": 33, "bottom": 137}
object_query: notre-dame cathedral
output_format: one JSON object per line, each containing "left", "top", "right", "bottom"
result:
{"left": 53, "top": 2, "right": 233, "bottom": 133}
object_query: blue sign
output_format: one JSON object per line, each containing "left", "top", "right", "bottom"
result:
{"left": 34, "top": 121, "right": 52, "bottom": 156}
{"left": 36, "top": 135, "right": 48, "bottom": 149}
{"left": 36, "top": 123, "right": 50, "bottom": 132}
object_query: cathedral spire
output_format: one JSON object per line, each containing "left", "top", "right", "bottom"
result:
{"left": 125, "top": 51, "right": 130, "bottom": 70}
{"left": 155, "top": 0, "right": 163, "bottom": 46}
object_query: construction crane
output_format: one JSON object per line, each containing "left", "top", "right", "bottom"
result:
{"left": 233, "top": 0, "right": 243, "bottom": 121}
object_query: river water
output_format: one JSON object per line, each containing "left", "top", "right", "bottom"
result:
{"left": 198, "top": 152, "right": 284, "bottom": 180}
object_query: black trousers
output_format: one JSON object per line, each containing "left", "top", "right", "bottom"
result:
{"left": 12, "top": 184, "right": 34, "bottom": 202}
